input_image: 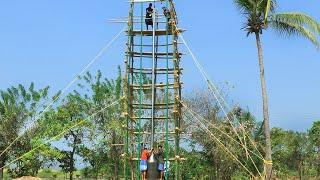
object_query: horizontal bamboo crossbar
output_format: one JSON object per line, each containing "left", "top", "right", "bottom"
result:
{"left": 132, "top": 131, "right": 176, "bottom": 135}
{"left": 126, "top": 51, "right": 183, "bottom": 57}
{"left": 130, "top": 83, "right": 182, "bottom": 90}
{"left": 131, "top": 106, "right": 174, "bottom": 110}
{"left": 129, "top": 116, "right": 171, "bottom": 120}
{"left": 131, "top": 55, "right": 181, "bottom": 60}
{"left": 111, "top": 144, "right": 125, "bottom": 146}
{"left": 128, "top": 0, "right": 163, "bottom": 3}
{"left": 129, "top": 68, "right": 182, "bottom": 74}
{"left": 131, "top": 157, "right": 186, "bottom": 161}
{"left": 132, "top": 43, "right": 181, "bottom": 47}
{"left": 130, "top": 102, "right": 175, "bottom": 106}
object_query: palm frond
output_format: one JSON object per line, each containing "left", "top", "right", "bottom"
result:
{"left": 234, "top": 0, "right": 255, "bottom": 14}
{"left": 273, "top": 13, "right": 320, "bottom": 34}
{"left": 270, "top": 12, "right": 320, "bottom": 48}
{"left": 235, "top": 0, "right": 276, "bottom": 17}
{"left": 264, "top": 0, "right": 272, "bottom": 21}
{"left": 261, "top": 0, "right": 276, "bottom": 17}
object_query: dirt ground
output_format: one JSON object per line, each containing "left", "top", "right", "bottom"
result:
{"left": 13, "top": 176, "right": 42, "bottom": 180}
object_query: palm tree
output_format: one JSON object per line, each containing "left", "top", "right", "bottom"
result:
{"left": 234, "top": 0, "right": 320, "bottom": 179}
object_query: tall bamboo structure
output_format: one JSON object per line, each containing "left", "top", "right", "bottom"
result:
{"left": 122, "top": 0, "right": 184, "bottom": 179}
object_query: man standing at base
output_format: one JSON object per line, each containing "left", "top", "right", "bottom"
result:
{"left": 155, "top": 145, "right": 165, "bottom": 180}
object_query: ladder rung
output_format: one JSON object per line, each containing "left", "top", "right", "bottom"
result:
{"left": 130, "top": 83, "right": 182, "bottom": 90}
{"left": 132, "top": 43, "right": 178, "bottom": 47}
{"left": 131, "top": 157, "right": 186, "bottom": 161}
{"left": 111, "top": 144, "right": 125, "bottom": 146}
{"left": 129, "top": 68, "right": 182, "bottom": 75}
{"left": 132, "top": 131, "right": 176, "bottom": 135}
{"left": 131, "top": 106, "right": 174, "bottom": 110}
{"left": 129, "top": 116, "right": 171, "bottom": 120}
{"left": 127, "top": 0, "right": 163, "bottom": 3}
{"left": 130, "top": 103, "right": 175, "bottom": 106}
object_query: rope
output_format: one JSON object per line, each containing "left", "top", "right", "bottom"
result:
{"left": 178, "top": 32, "right": 264, "bottom": 160}
{"left": 179, "top": 33, "right": 248, "bottom": 150}
{"left": 183, "top": 106, "right": 256, "bottom": 178}
{"left": 181, "top": 103, "right": 263, "bottom": 178}
{"left": 0, "top": 27, "right": 125, "bottom": 159}
{"left": 0, "top": 97, "right": 123, "bottom": 170}
{"left": 181, "top": 102, "right": 264, "bottom": 161}
{"left": 170, "top": 23, "right": 265, "bottom": 177}
{"left": 168, "top": 20, "right": 264, "bottom": 160}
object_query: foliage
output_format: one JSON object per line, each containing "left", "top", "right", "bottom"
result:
{"left": 1, "top": 79, "right": 320, "bottom": 179}
{"left": 308, "top": 121, "right": 320, "bottom": 177}
{"left": 0, "top": 83, "right": 49, "bottom": 178}
{"left": 234, "top": 1, "right": 320, "bottom": 178}
{"left": 235, "top": 0, "right": 320, "bottom": 47}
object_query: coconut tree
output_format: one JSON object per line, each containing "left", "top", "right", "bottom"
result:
{"left": 234, "top": 0, "right": 320, "bottom": 179}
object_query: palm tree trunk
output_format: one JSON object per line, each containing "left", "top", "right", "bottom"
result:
{"left": 255, "top": 32, "right": 273, "bottom": 179}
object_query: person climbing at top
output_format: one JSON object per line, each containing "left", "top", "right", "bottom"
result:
{"left": 162, "top": 6, "right": 172, "bottom": 30}
{"left": 145, "top": 3, "right": 154, "bottom": 30}
{"left": 162, "top": 6, "right": 171, "bottom": 22}
{"left": 140, "top": 146, "right": 152, "bottom": 180}
{"left": 155, "top": 145, "right": 165, "bottom": 180}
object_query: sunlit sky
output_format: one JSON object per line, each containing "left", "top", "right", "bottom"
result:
{"left": 0, "top": 1, "right": 319, "bottom": 131}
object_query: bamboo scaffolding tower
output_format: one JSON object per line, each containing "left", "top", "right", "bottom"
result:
{"left": 122, "top": 0, "right": 184, "bottom": 179}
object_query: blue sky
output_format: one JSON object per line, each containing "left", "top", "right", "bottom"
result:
{"left": 0, "top": 1, "right": 319, "bottom": 132}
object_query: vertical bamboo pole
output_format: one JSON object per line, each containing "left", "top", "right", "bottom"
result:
{"left": 165, "top": 0, "right": 170, "bottom": 179}
{"left": 124, "top": 2, "right": 134, "bottom": 180}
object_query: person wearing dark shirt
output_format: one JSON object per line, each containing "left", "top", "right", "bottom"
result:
{"left": 155, "top": 145, "right": 165, "bottom": 179}
{"left": 162, "top": 7, "right": 172, "bottom": 30}
{"left": 145, "top": 3, "right": 153, "bottom": 30}
{"left": 162, "top": 7, "right": 171, "bottom": 23}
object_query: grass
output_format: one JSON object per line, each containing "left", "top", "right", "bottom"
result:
{"left": 3, "top": 169, "right": 82, "bottom": 180}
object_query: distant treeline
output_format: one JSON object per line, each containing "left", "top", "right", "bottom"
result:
{"left": 0, "top": 71, "right": 319, "bottom": 179}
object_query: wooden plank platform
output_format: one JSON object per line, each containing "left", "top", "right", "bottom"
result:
{"left": 126, "top": 29, "right": 185, "bottom": 36}
{"left": 128, "top": 0, "right": 163, "bottom": 3}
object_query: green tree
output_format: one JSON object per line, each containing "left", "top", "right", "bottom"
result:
{"left": 0, "top": 83, "right": 49, "bottom": 179}
{"left": 79, "top": 69, "right": 123, "bottom": 178}
{"left": 233, "top": 0, "right": 320, "bottom": 178}
{"left": 271, "top": 128, "right": 311, "bottom": 179}
{"left": 78, "top": 144, "right": 110, "bottom": 179}
{"left": 309, "top": 121, "right": 320, "bottom": 178}
{"left": 184, "top": 91, "right": 264, "bottom": 178}
{"left": 53, "top": 94, "right": 90, "bottom": 180}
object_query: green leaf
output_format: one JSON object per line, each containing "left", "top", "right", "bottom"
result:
{"left": 270, "top": 12, "right": 320, "bottom": 48}
{"left": 264, "top": 0, "right": 272, "bottom": 21}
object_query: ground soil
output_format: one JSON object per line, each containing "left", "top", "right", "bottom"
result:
{"left": 13, "top": 176, "right": 42, "bottom": 180}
